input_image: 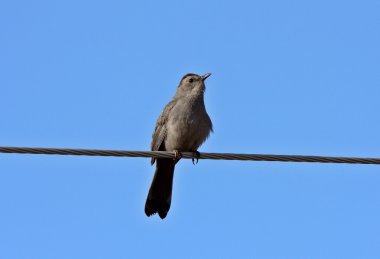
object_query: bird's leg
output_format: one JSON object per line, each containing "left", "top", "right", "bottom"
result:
{"left": 192, "top": 151, "right": 201, "bottom": 165}
{"left": 173, "top": 150, "right": 182, "bottom": 160}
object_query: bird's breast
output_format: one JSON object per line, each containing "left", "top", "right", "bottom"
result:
{"left": 164, "top": 99, "right": 211, "bottom": 151}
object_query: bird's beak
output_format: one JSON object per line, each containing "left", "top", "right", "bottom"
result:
{"left": 201, "top": 73, "right": 211, "bottom": 81}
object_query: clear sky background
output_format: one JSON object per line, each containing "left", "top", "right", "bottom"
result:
{"left": 1, "top": 0, "right": 379, "bottom": 258}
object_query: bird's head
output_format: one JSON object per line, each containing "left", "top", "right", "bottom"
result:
{"left": 176, "top": 73, "right": 211, "bottom": 96}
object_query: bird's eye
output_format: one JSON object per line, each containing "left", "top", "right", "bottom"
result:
{"left": 189, "top": 78, "right": 194, "bottom": 83}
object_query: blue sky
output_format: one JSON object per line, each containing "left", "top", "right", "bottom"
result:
{"left": 1, "top": 0, "right": 379, "bottom": 258}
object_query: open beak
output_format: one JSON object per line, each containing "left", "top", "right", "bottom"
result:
{"left": 201, "top": 73, "right": 211, "bottom": 81}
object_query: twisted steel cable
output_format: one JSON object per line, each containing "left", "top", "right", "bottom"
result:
{"left": 0, "top": 146, "right": 379, "bottom": 165}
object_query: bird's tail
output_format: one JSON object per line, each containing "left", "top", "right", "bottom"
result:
{"left": 145, "top": 158, "right": 175, "bottom": 219}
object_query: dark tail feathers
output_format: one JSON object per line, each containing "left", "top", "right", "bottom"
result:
{"left": 145, "top": 158, "right": 175, "bottom": 219}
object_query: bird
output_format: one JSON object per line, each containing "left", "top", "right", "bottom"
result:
{"left": 145, "top": 73, "right": 213, "bottom": 219}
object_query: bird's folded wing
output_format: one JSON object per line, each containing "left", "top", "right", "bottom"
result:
{"left": 150, "top": 98, "right": 177, "bottom": 164}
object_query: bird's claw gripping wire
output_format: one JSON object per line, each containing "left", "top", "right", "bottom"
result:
{"left": 173, "top": 150, "right": 182, "bottom": 160}
{"left": 192, "top": 151, "right": 201, "bottom": 165}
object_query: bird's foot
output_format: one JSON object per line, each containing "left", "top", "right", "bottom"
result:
{"left": 192, "top": 151, "right": 201, "bottom": 165}
{"left": 173, "top": 150, "right": 182, "bottom": 160}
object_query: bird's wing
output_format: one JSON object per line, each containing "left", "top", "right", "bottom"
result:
{"left": 150, "top": 98, "right": 177, "bottom": 165}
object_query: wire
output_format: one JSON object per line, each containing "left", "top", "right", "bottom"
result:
{"left": 0, "top": 146, "right": 379, "bottom": 165}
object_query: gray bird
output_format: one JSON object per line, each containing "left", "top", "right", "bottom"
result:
{"left": 145, "top": 73, "right": 213, "bottom": 219}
